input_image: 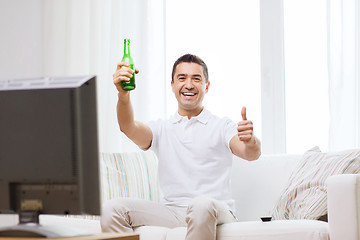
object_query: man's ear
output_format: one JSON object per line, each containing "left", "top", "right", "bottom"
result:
{"left": 171, "top": 80, "right": 175, "bottom": 93}
{"left": 205, "top": 81, "right": 210, "bottom": 93}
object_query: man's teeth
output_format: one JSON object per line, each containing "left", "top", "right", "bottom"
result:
{"left": 182, "top": 93, "right": 195, "bottom": 96}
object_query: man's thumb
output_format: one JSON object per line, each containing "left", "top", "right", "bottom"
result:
{"left": 241, "top": 107, "right": 247, "bottom": 120}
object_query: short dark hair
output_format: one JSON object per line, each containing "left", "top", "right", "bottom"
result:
{"left": 171, "top": 54, "right": 209, "bottom": 83}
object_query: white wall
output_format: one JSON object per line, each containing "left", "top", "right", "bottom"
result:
{"left": 0, "top": 0, "right": 43, "bottom": 79}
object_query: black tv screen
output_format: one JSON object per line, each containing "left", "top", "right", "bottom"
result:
{"left": 0, "top": 75, "right": 100, "bottom": 216}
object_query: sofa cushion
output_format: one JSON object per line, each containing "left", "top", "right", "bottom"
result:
{"left": 134, "top": 226, "right": 169, "bottom": 240}
{"left": 160, "top": 220, "right": 328, "bottom": 240}
{"left": 100, "top": 151, "right": 161, "bottom": 203}
{"left": 271, "top": 147, "right": 360, "bottom": 220}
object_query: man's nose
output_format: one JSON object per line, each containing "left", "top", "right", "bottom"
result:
{"left": 184, "top": 78, "right": 193, "bottom": 89}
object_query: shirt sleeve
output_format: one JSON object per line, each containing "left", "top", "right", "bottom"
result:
{"left": 146, "top": 119, "right": 161, "bottom": 153}
{"left": 223, "top": 117, "right": 238, "bottom": 151}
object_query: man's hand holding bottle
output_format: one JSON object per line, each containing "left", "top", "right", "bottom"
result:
{"left": 113, "top": 62, "right": 139, "bottom": 93}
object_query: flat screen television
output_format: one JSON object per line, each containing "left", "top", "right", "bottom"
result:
{"left": 0, "top": 75, "right": 100, "bottom": 237}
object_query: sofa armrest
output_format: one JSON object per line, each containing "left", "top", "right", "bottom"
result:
{"left": 327, "top": 174, "right": 360, "bottom": 240}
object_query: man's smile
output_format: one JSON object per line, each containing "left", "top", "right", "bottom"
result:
{"left": 181, "top": 92, "right": 197, "bottom": 96}
{"left": 181, "top": 92, "right": 198, "bottom": 99}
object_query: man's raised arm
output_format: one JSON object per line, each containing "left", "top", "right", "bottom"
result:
{"left": 113, "top": 62, "right": 153, "bottom": 150}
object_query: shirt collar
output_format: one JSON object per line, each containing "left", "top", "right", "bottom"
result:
{"left": 169, "top": 108, "right": 210, "bottom": 124}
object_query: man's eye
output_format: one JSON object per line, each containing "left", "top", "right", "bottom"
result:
{"left": 194, "top": 78, "right": 201, "bottom": 82}
{"left": 179, "top": 77, "right": 185, "bottom": 81}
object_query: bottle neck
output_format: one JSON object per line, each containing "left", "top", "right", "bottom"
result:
{"left": 124, "top": 39, "right": 130, "bottom": 56}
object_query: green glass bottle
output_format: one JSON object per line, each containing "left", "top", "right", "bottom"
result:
{"left": 121, "top": 39, "right": 136, "bottom": 91}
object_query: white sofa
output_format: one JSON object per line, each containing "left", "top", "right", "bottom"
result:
{"left": 1, "top": 150, "right": 359, "bottom": 240}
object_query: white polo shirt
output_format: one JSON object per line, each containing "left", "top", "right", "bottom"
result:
{"left": 148, "top": 108, "right": 238, "bottom": 211}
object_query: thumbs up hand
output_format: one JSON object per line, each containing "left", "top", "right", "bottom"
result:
{"left": 237, "top": 106, "right": 254, "bottom": 142}
{"left": 230, "top": 106, "right": 261, "bottom": 160}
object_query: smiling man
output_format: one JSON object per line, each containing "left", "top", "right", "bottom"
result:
{"left": 101, "top": 54, "right": 261, "bottom": 240}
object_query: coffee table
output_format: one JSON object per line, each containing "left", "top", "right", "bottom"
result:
{"left": 0, "top": 232, "right": 139, "bottom": 240}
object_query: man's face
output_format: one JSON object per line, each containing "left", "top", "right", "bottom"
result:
{"left": 171, "top": 62, "right": 210, "bottom": 115}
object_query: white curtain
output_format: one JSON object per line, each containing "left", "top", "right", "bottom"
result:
{"left": 327, "top": 0, "right": 360, "bottom": 151}
{"left": 43, "top": 0, "right": 166, "bottom": 153}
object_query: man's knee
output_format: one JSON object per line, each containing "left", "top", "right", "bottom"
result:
{"left": 100, "top": 199, "right": 132, "bottom": 232}
{"left": 186, "top": 196, "right": 217, "bottom": 225}
{"left": 187, "top": 196, "right": 217, "bottom": 213}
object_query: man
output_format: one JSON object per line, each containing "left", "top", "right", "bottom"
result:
{"left": 101, "top": 54, "right": 261, "bottom": 240}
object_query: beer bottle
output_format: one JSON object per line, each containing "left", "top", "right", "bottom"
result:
{"left": 121, "top": 39, "right": 136, "bottom": 91}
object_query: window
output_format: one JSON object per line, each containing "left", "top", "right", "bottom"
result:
{"left": 284, "top": 0, "right": 329, "bottom": 153}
